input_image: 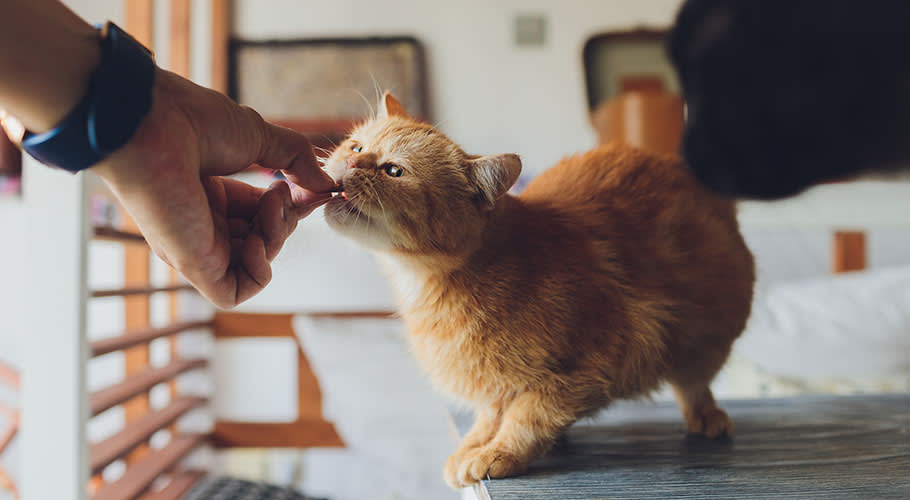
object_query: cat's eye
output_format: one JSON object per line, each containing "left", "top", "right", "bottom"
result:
{"left": 382, "top": 163, "right": 404, "bottom": 177}
{"left": 351, "top": 143, "right": 363, "bottom": 153}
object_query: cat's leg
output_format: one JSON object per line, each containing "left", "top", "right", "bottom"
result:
{"left": 450, "top": 391, "right": 578, "bottom": 487}
{"left": 670, "top": 383, "right": 732, "bottom": 438}
{"left": 443, "top": 403, "right": 504, "bottom": 488}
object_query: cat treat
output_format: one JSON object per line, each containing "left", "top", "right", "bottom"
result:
{"left": 321, "top": 92, "right": 755, "bottom": 488}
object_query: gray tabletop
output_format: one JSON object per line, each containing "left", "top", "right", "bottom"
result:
{"left": 451, "top": 394, "right": 910, "bottom": 500}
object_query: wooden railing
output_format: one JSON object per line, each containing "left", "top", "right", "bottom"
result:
{"left": 78, "top": 1, "right": 232, "bottom": 498}
{"left": 88, "top": 225, "right": 211, "bottom": 499}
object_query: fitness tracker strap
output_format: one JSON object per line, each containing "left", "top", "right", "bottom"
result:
{"left": 22, "top": 21, "right": 156, "bottom": 173}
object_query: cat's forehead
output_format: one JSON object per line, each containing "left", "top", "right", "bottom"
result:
{"left": 352, "top": 118, "right": 458, "bottom": 156}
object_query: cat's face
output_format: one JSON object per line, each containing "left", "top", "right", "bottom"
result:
{"left": 323, "top": 93, "right": 521, "bottom": 257}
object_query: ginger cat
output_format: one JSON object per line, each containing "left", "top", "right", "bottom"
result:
{"left": 322, "top": 93, "right": 755, "bottom": 488}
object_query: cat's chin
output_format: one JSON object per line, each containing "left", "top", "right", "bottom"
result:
{"left": 324, "top": 197, "right": 395, "bottom": 250}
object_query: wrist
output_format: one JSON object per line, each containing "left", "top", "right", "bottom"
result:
{"left": 0, "top": 2, "right": 101, "bottom": 132}
{"left": 92, "top": 69, "right": 196, "bottom": 189}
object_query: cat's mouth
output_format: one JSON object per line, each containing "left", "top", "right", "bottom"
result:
{"left": 326, "top": 184, "right": 370, "bottom": 223}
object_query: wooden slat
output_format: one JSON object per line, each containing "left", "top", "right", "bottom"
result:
{"left": 90, "top": 396, "right": 206, "bottom": 475}
{"left": 167, "top": 0, "right": 192, "bottom": 434}
{"left": 213, "top": 311, "right": 397, "bottom": 339}
{"left": 0, "top": 417, "right": 18, "bottom": 453}
{"left": 212, "top": 419, "right": 344, "bottom": 448}
{"left": 93, "top": 226, "right": 147, "bottom": 244}
{"left": 167, "top": 282, "right": 181, "bottom": 434}
{"left": 121, "top": 217, "right": 153, "bottom": 465}
{"left": 306, "top": 310, "right": 398, "bottom": 320}
{"left": 213, "top": 312, "right": 294, "bottom": 338}
{"left": 0, "top": 402, "right": 16, "bottom": 422}
{"left": 169, "top": 0, "right": 191, "bottom": 78}
{"left": 0, "top": 360, "right": 19, "bottom": 389}
{"left": 92, "top": 434, "right": 207, "bottom": 500}
{"left": 91, "top": 359, "right": 207, "bottom": 416}
{"left": 210, "top": 0, "right": 231, "bottom": 94}
{"left": 0, "top": 467, "right": 17, "bottom": 500}
{"left": 125, "top": 0, "right": 155, "bottom": 50}
{"left": 91, "top": 320, "right": 213, "bottom": 357}
{"left": 91, "top": 285, "right": 194, "bottom": 298}
{"left": 832, "top": 230, "right": 866, "bottom": 273}
{"left": 141, "top": 469, "right": 206, "bottom": 500}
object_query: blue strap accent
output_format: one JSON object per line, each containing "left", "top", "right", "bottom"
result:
{"left": 21, "top": 91, "right": 99, "bottom": 171}
{"left": 22, "top": 22, "right": 155, "bottom": 173}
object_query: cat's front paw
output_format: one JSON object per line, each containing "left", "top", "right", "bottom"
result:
{"left": 443, "top": 451, "right": 466, "bottom": 489}
{"left": 449, "top": 446, "right": 527, "bottom": 488}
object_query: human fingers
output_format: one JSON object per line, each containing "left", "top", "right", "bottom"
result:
{"left": 258, "top": 121, "right": 337, "bottom": 192}
{"left": 256, "top": 181, "right": 300, "bottom": 261}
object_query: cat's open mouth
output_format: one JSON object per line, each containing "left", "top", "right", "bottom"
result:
{"left": 326, "top": 186, "right": 369, "bottom": 223}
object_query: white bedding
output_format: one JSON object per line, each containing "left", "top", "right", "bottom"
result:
{"left": 734, "top": 267, "right": 910, "bottom": 379}
{"left": 293, "top": 316, "right": 458, "bottom": 500}
{"left": 714, "top": 267, "right": 910, "bottom": 397}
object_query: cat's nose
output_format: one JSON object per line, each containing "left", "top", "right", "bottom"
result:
{"left": 347, "top": 157, "right": 370, "bottom": 170}
{"left": 347, "top": 152, "right": 377, "bottom": 170}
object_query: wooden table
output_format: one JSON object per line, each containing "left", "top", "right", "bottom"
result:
{"left": 453, "top": 395, "right": 910, "bottom": 500}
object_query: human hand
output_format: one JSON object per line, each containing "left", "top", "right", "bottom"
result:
{"left": 93, "top": 69, "right": 336, "bottom": 308}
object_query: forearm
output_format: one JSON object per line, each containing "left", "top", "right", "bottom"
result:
{"left": 0, "top": 0, "right": 101, "bottom": 132}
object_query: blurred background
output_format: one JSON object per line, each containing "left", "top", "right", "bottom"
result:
{"left": 0, "top": 1, "right": 908, "bottom": 499}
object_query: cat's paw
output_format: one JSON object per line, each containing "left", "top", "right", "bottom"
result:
{"left": 686, "top": 407, "right": 733, "bottom": 438}
{"left": 443, "top": 451, "right": 466, "bottom": 489}
{"left": 451, "top": 446, "right": 527, "bottom": 487}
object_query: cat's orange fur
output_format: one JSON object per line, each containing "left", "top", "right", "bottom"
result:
{"left": 323, "top": 93, "right": 755, "bottom": 488}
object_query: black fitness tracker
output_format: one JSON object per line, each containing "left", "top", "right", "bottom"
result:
{"left": 22, "top": 21, "right": 156, "bottom": 173}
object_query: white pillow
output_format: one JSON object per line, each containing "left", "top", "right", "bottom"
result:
{"left": 732, "top": 267, "right": 910, "bottom": 381}
{"left": 293, "top": 316, "right": 458, "bottom": 500}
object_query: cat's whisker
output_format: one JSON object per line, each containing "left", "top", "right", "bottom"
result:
{"left": 431, "top": 117, "right": 453, "bottom": 131}
{"left": 369, "top": 73, "right": 382, "bottom": 117}
{"left": 319, "top": 134, "right": 338, "bottom": 149}
{"left": 350, "top": 88, "right": 375, "bottom": 119}
{"left": 365, "top": 183, "right": 388, "bottom": 220}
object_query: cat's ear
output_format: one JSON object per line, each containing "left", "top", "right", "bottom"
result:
{"left": 378, "top": 91, "right": 409, "bottom": 119}
{"left": 469, "top": 154, "right": 522, "bottom": 208}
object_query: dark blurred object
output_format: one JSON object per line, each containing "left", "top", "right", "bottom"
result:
{"left": 669, "top": 0, "right": 910, "bottom": 199}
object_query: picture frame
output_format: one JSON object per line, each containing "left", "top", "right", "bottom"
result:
{"left": 582, "top": 29, "right": 676, "bottom": 111}
{"left": 229, "top": 36, "right": 430, "bottom": 152}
